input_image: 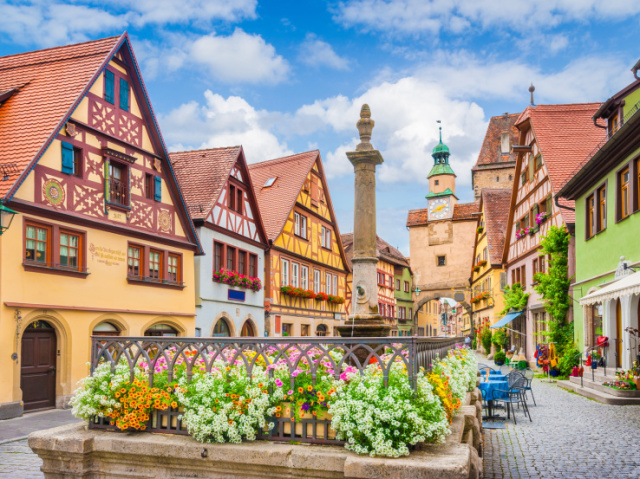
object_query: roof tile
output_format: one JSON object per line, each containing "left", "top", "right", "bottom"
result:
{"left": 473, "top": 113, "right": 520, "bottom": 169}
{"left": 341, "top": 233, "right": 409, "bottom": 270}
{"left": 407, "top": 201, "right": 479, "bottom": 226}
{"left": 480, "top": 189, "right": 512, "bottom": 265}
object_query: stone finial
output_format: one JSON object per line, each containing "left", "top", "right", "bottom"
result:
{"left": 356, "top": 104, "right": 375, "bottom": 151}
{"left": 529, "top": 83, "right": 536, "bottom": 106}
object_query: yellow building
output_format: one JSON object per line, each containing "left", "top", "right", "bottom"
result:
{"left": 0, "top": 35, "right": 201, "bottom": 419}
{"left": 416, "top": 299, "right": 442, "bottom": 336}
{"left": 249, "top": 151, "right": 349, "bottom": 337}
{"left": 470, "top": 189, "right": 511, "bottom": 332}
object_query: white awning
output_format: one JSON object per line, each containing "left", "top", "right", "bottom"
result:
{"left": 580, "top": 271, "right": 640, "bottom": 305}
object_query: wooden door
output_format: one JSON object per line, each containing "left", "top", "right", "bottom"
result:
{"left": 21, "top": 323, "right": 56, "bottom": 411}
{"left": 616, "top": 300, "right": 622, "bottom": 368}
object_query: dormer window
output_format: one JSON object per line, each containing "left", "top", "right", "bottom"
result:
{"left": 609, "top": 113, "right": 619, "bottom": 137}
{"left": 264, "top": 177, "right": 277, "bottom": 188}
{"left": 501, "top": 133, "right": 510, "bottom": 154}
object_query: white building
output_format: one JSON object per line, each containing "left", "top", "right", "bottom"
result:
{"left": 171, "top": 147, "right": 268, "bottom": 337}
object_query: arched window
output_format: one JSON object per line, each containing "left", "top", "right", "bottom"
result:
{"left": 92, "top": 322, "right": 120, "bottom": 337}
{"left": 213, "top": 318, "right": 231, "bottom": 337}
{"left": 144, "top": 323, "right": 178, "bottom": 337}
{"left": 240, "top": 321, "right": 255, "bottom": 337}
{"left": 316, "top": 324, "right": 328, "bottom": 337}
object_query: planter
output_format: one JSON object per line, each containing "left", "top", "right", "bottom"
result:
{"left": 494, "top": 361, "right": 505, "bottom": 366}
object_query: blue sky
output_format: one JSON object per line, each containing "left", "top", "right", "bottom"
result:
{"left": 2, "top": 0, "right": 640, "bottom": 254}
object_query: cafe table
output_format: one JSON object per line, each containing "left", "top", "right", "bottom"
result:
{"left": 479, "top": 378, "right": 509, "bottom": 419}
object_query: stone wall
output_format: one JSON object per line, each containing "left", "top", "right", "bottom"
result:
{"left": 29, "top": 389, "right": 484, "bottom": 479}
{"left": 472, "top": 167, "right": 516, "bottom": 200}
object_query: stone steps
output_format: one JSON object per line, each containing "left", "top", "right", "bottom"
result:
{"left": 557, "top": 380, "right": 640, "bottom": 405}
{"left": 573, "top": 367, "right": 625, "bottom": 383}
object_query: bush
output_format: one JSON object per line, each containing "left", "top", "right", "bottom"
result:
{"left": 481, "top": 327, "right": 492, "bottom": 355}
{"left": 491, "top": 328, "right": 507, "bottom": 348}
{"left": 556, "top": 345, "right": 580, "bottom": 377}
{"left": 494, "top": 350, "right": 506, "bottom": 364}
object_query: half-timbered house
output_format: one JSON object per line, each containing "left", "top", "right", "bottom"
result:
{"left": 500, "top": 103, "right": 605, "bottom": 363}
{"left": 171, "top": 147, "right": 268, "bottom": 337}
{"left": 0, "top": 34, "right": 202, "bottom": 418}
{"left": 249, "top": 151, "right": 349, "bottom": 337}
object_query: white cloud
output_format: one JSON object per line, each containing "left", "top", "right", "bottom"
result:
{"left": 117, "top": 0, "right": 256, "bottom": 25}
{"left": 159, "top": 90, "right": 293, "bottom": 163}
{"left": 189, "top": 29, "right": 290, "bottom": 84}
{"left": 298, "top": 34, "right": 350, "bottom": 70}
{"left": 334, "top": 0, "right": 640, "bottom": 35}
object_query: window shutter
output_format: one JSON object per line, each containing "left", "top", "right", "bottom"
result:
{"left": 105, "top": 70, "right": 114, "bottom": 104}
{"left": 61, "top": 141, "right": 74, "bottom": 174}
{"left": 119, "top": 78, "right": 129, "bottom": 111}
{"left": 154, "top": 175, "right": 162, "bottom": 201}
{"left": 532, "top": 204, "right": 539, "bottom": 216}
{"left": 528, "top": 157, "right": 534, "bottom": 181}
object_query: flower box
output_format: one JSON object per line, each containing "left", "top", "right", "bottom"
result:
{"left": 476, "top": 226, "right": 484, "bottom": 235}
{"left": 277, "top": 402, "right": 336, "bottom": 440}
{"left": 515, "top": 228, "right": 526, "bottom": 239}
{"left": 280, "top": 286, "right": 316, "bottom": 299}
{"left": 472, "top": 260, "right": 487, "bottom": 273}
{"left": 327, "top": 295, "right": 345, "bottom": 304}
{"left": 315, "top": 292, "right": 329, "bottom": 302}
{"left": 535, "top": 212, "right": 549, "bottom": 225}
{"left": 213, "top": 268, "right": 262, "bottom": 291}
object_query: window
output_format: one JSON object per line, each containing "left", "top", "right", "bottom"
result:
{"left": 292, "top": 262, "right": 299, "bottom": 287}
{"left": 314, "top": 269, "right": 320, "bottom": 292}
{"left": 379, "top": 303, "right": 385, "bottom": 316}
{"left": 619, "top": 167, "right": 630, "bottom": 219}
{"left": 25, "top": 223, "right": 50, "bottom": 264}
{"left": 168, "top": 254, "right": 181, "bottom": 283}
{"left": 496, "top": 176, "right": 499, "bottom": 182}
{"left": 73, "top": 147, "right": 83, "bottom": 178}
{"left": 145, "top": 324, "right": 177, "bottom": 337}
{"left": 435, "top": 180, "right": 439, "bottom": 186}
{"left": 301, "top": 324, "right": 310, "bottom": 336}
{"left": 92, "top": 322, "right": 120, "bottom": 337}
{"left": 295, "top": 212, "right": 300, "bottom": 236}
{"left": 509, "top": 174, "right": 513, "bottom": 181}
{"left": 409, "top": 308, "right": 412, "bottom": 319}
{"left": 482, "top": 247, "right": 488, "bottom": 261}
{"left": 521, "top": 168, "right": 529, "bottom": 185}
{"left": 437, "top": 256, "right": 446, "bottom": 266}
{"left": 587, "top": 195, "right": 596, "bottom": 238}
{"left": 301, "top": 265, "right": 309, "bottom": 290}
{"left": 127, "top": 245, "right": 142, "bottom": 278}
{"left": 105, "top": 69, "right": 114, "bottom": 104}
{"left": 238, "top": 251, "right": 247, "bottom": 275}
{"left": 321, "top": 226, "right": 331, "bottom": 249}
{"left": 404, "top": 281, "right": 409, "bottom": 293}
{"left": 145, "top": 174, "right": 153, "bottom": 200}
{"left": 59, "top": 231, "right": 81, "bottom": 268}
{"left": 609, "top": 113, "right": 619, "bottom": 136}
{"left": 236, "top": 188, "right": 243, "bottom": 214}
{"left": 149, "top": 249, "right": 163, "bottom": 280}
{"left": 249, "top": 254, "right": 257, "bottom": 277}
{"left": 108, "top": 161, "right": 128, "bottom": 206}
{"left": 326, "top": 272, "right": 332, "bottom": 294}
{"left": 214, "top": 242, "right": 223, "bottom": 271}
{"left": 226, "top": 246, "right": 236, "bottom": 271}
{"left": 294, "top": 213, "right": 307, "bottom": 238}
{"left": 316, "top": 324, "right": 328, "bottom": 337}
{"left": 396, "top": 279, "right": 401, "bottom": 290}
{"left": 119, "top": 78, "right": 129, "bottom": 111}
{"left": 501, "top": 132, "right": 510, "bottom": 154}
{"left": 321, "top": 226, "right": 326, "bottom": 247}
{"left": 333, "top": 275, "right": 338, "bottom": 296}
{"left": 534, "top": 154, "right": 543, "bottom": 171}
{"left": 264, "top": 177, "right": 277, "bottom": 188}
{"left": 636, "top": 159, "right": 640, "bottom": 212}
{"left": 281, "top": 258, "right": 290, "bottom": 286}
{"left": 524, "top": 213, "right": 530, "bottom": 228}
{"left": 282, "top": 323, "right": 293, "bottom": 336}
{"left": 388, "top": 276, "right": 393, "bottom": 288}
{"left": 229, "top": 184, "right": 243, "bottom": 213}
{"left": 213, "top": 318, "right": 231, "bottom": 337}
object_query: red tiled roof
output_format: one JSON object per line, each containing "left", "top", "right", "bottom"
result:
{"left": 341, "top": 233, "right": 410, "bottom": 270}
{"left": 248, "top": 151, "right": 319, "bottom": 241}
{"left": 473, "top": 113, "right": 520, "bottom": 169}
{"left": 480, "top": 189, "right": 512, "bottom": 265}
{"left": 517, "top": 103, "right": 606, "bottom": 224}
{"left": 170, "top": 147, "right": 241, "bottom": 220}
{"left": 0, "top": 35, "right": 122, "bottom": 198}
{"left": 407, "top": 202, "right": 479, "bottom": 226}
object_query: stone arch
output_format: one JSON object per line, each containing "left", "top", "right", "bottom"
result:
{"left": 411, "top": 289, "right": 473, "bottom": 336}
{"left": 139, "top": 316, "right": 187, "bottom": 337}
{"left": 239, "top": 316, "right": 258, "bottom": 337}
{"left": 14, "top": 309, "right": 72, "bottom": 409}
{"left": 212, "top": 313, "right": 236, "bottom": 337}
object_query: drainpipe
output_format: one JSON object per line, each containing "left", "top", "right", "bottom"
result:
{"left": 554, "top": 194, "right": 575, "bottom": 212}
{"left": 593, "top": 118, "right": 607, "bottom": 130}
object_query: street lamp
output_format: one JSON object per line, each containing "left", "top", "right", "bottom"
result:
{"left": 0, "top": 202, "right": 17, "bottom": 235}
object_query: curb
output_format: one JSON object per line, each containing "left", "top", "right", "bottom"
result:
{"left": 0, "top": 435, "right": 28, "bottom": 446}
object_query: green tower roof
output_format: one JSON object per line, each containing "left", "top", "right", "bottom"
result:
{"left": 426, "top": 188, "right": 458, "bottom": 199}
{"left": 428, "top": 163, "right": 456, "bottom": 178}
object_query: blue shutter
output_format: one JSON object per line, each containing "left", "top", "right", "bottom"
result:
{"left": 105, "top": 70, "right": 114, "bottom": 104}
{"left": 154, "top": 175, "right": 162, "bottom": 201}
{"left": 61, "top": 141, "right": 74, "bottom": 174}
{"left": 119, "top": 78, "right": 129, "bottom": 111}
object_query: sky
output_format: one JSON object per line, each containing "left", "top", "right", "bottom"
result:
{"left": 1, "top": 0, "right": 640, "bottom": 254}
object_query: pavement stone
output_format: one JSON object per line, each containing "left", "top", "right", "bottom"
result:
{"left": 0, "top": 409, "right": 80, "bottom": 443}
{"left": 479, "top": 353, "right": 640, "bottom": 479}
{"left": 0, "top": 439, "right": 42, "bottom": 479}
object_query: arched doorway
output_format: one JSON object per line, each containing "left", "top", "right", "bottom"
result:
{"left": 92, "top": 321, "right": 121, "bottom": 337}
{"left": 240, "top": 320, "right": 256, "bottom": 337}
{"left": 316, "top": 324, "right": 328, "bottom": 337}
{"left": 144, "top": 323, "right": 178, "bottom": 337}
{"left": 21, "top": 320, "right": 57, "bottom": 411}
{"left": 213, "top": 318, "right": 232, "bottom": 337}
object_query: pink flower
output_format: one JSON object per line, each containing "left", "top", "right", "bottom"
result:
{"left": 287, "top": 390, "right": 293, "bottom": 395}
{"left": 275, "top": 378, "right": 283, "bottom": 387}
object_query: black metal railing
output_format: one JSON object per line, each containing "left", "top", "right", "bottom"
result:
{"left": 89, "top": 336, "right": 462, "bottom": 443}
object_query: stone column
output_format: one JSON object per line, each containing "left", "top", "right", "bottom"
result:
{"left": 337, "top": 105, "right": 390, "bottom": 339}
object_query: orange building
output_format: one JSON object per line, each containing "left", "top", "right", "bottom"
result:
{"left": 0, "top": 35, "right": 201, "bottom": 419}
{"left": 249, "top": 151, "right": 349, "bottom": 337}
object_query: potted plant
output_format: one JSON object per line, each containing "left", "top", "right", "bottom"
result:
{"left": 494, "top": 350, "right": 506, "bottom": 366}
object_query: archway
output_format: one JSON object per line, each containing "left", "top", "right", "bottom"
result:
{"left": 92, "top": 321, "right": 121, "bottom": 337}
{"left": 316, "top": 324, "right": 328, "bottom": 337}
{"left": 240, "top": 319, "right": 256, "bottom": 337}
{"left": 412, "top": 289, "right": 473, "bottom": 337}
{"left": 21, "top": 320, "right": 57, "bottom": 411}
{"left": 212, "top": 317, "right": 232, "bottom": 337}
{"left": 144, "top": 323, "right": 178, "bottom": 337}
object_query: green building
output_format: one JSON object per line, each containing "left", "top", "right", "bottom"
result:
{"left": 558, "top": 60, "right": 640, "bottom": 370}
{"left": 394, "top": 263, "right": 414, "bottom": 336}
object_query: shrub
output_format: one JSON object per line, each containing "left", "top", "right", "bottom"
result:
{"left": 491, "top": 328, "right": 507, "bottom": 348}
{"left": 494, "top": 350, "right": 506, "bottom": 364}
{"left": 481, "top": 327, "right": 492, "bottom": 355}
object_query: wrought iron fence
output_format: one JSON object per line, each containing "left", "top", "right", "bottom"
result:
{"left": 89, "top": 335, "right": 462, "bottom": 443}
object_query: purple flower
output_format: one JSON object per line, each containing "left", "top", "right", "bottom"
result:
{"left": 301, "top": 402, "right": 310, "bottom": 411}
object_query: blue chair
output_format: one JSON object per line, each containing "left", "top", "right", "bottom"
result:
{"left": 494, "top": 375, "right": 532, "bottom": 424}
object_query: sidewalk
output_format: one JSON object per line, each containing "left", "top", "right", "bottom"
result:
{"left": 0, "top": 409, "right": 80, "bottom": 444}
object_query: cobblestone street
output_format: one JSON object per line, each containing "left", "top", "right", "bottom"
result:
{"left": 482, "top": 372, "right": 640, "bottom": 478}
{"left": 0, "top": 440, "right": 42, "bottom": 479}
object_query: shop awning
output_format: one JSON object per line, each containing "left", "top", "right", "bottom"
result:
{"left": 580, "top": 271, "right": 640, "bottom": 305}
{"left": 491, "top": 310, "right": 525, "bottom": 329}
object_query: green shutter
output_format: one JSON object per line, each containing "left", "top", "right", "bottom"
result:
{"left": 154, "top": 175, "right": 162, "bottom": 201}
{"left": 105, "top": 70, "right": 114, "bottom": 104}
{"left": 61, "top": 141, "right": 74, "bottom": 174}
{"left": 104, "top": 159, "right": 110, "bottom": 205}
{"left": 529, "top": 156, "right": 534, "bottom": 181}
{"left": 119, "top": 78, "right": 129, "bottom": 111}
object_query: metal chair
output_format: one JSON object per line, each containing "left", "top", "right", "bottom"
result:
{"left": 494, "top": 375, "right": 532, "bottom": 424}
{"left": 506, "top": 370, "right": 524, "bottom": 388}
{"left": 477, "top": 363, "right": 493, "bottom": 370}
{"left": 523, "top": 368, "right": 536, "bottom": 406}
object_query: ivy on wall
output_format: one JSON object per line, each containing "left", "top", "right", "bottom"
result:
{"left": 500, "top": 283, "right": 529, "bottom": 315}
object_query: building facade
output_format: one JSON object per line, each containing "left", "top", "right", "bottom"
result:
{"left": 171, "top": 147, "right": 268, "bottom": 338}
{"left": 342, "top": 234, "right": 413, "bottom": 336}
{"left": 502, "top": 103, "right": 605, "bottom": 362}
{"left": 407, "top": 128, "right": 478, "bottom": 318}
{"left": 416, "top": 300, "right": 441, "bottom": 336}
{"left": 558, "top": 64, "right": 640, "bottom": 369}
{"left": 0, "top": 35, "right": 201, "bottom": 419}
{"left": 470, "top": 189, "right": 511, "bottom": 331}
{"left": 249, "top": 151, "right": 349, "bottom": 337}
{"left": 471, "top": 113, "right": 520, "bottom": 200}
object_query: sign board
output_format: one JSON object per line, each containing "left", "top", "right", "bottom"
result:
{"left": 454, "top": 292, "right": 465, "bottom": 302}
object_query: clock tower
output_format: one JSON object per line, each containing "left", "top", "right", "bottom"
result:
{"left": 427, "top": 126, "right": 457, "bottom": 221}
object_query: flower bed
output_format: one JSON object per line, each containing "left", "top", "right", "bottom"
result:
{"left": 213, "top": 269, "right": 261, "bottom": 291}
{"left": 71, "top": 341, "right": 475, "bottom": 458}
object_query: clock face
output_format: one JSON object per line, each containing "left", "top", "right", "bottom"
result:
{"left": 429, "top": 198, "right": 451, "bottom": 220}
